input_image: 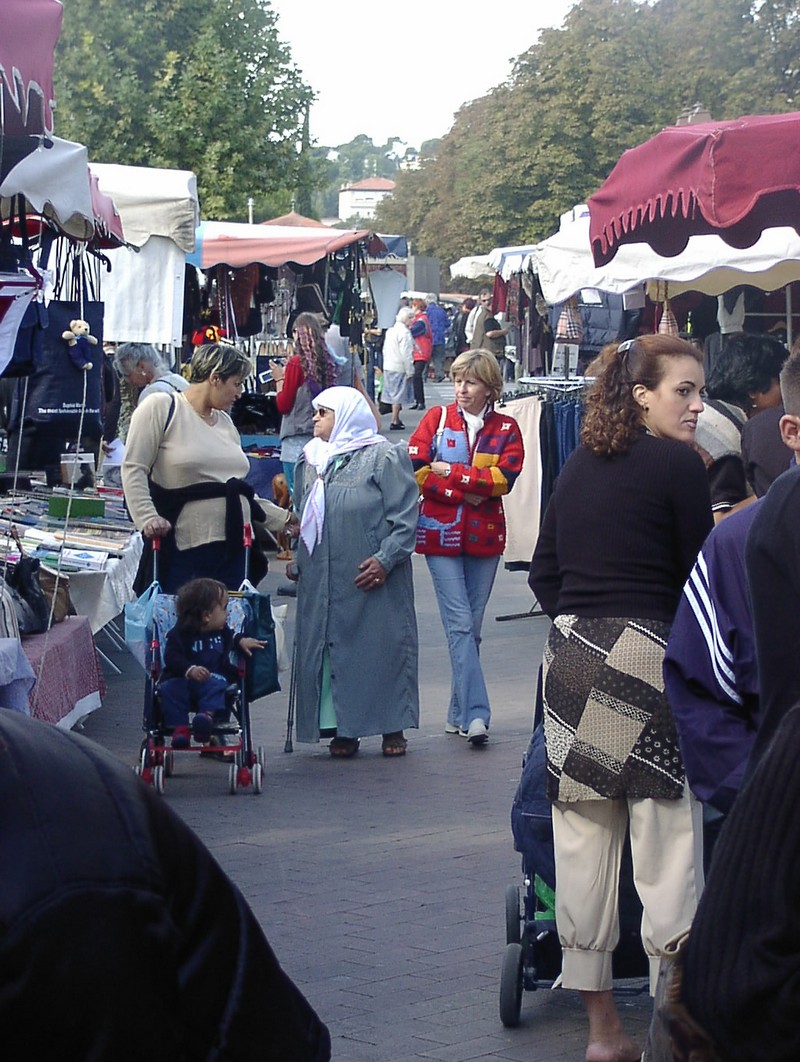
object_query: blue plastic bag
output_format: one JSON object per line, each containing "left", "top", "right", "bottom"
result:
{"left": 123, "top": 580, "right": 161, "bottom": 671}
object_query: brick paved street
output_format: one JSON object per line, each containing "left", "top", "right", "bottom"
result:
{"left": 83, "top": 389, "right": 651, "bottom": 1061}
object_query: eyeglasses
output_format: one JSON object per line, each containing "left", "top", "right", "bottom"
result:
{"left": 315, "top": 407, "right": 333, "bottom": 416}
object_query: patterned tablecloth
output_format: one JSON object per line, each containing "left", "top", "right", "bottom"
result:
{"left": 23, "top": 616, "right": 106, "bottom": 728}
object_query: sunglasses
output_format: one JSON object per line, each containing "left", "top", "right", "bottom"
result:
{"left": 315, "top": 406, "right": 333, "bottom": 416}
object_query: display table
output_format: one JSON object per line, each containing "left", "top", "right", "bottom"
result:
{"left": 67, "top": 532, "right": 144, "bottom": 634}
{"left": 23, "top": 616, "right": 105, "bottom": 728}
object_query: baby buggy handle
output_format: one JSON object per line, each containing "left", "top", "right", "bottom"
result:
{"left": 238, "top": 522, "right": 258, "bottom": 594}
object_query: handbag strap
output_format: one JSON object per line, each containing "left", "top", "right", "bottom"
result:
{"left": 432, "top": 405, "right": 447, "bottom": 460}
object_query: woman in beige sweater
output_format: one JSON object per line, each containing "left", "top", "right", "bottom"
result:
{"left": 123, "top": 344, "right": 294, "bottom": 593}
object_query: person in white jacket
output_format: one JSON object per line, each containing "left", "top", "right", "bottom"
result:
{"left": 381, "top": 307, "right": 415, "bottom": 430}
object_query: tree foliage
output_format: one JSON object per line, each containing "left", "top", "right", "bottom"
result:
{"left": 53, "top": 0, "right": 315, "bottom": 219}
{"left": 376, "top": 0, "right": 800, "bottom": 268}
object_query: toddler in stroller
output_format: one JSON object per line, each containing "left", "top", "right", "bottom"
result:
{"left": 160, "top": 578, "right": 265, "bottom": 749}
{"left": 137, "top": 575, "right": 271, "bottom": 795}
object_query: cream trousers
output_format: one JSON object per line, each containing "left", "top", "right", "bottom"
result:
{"left": 551, "top": 786, "right": 704, "bottom": 994}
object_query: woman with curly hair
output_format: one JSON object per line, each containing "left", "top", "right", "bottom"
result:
{"left": 529, "top": 334, "right": 713, "bottom": 1062}
{"left": 270, "top": 313, "right": 337, "bottom": 500}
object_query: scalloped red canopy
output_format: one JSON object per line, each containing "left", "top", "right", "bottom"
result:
{"left": 588, "top": 112, "right": 800, "bottom": 266}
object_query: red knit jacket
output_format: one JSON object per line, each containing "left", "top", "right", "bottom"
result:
{"left": 408, "top": 403, "right": 524, "bottom": 557}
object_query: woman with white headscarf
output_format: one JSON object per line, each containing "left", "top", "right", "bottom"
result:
{"left": 293, "top": 386, "right": 420, "bottom": 757}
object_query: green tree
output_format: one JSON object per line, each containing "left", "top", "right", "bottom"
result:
{"left": 53, "top": 0, "right": 316, "bottom": 219}
{"left": 376, "top": 0, "right": 800, "bottom": 266}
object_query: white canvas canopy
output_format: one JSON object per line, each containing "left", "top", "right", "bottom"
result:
{"left": 528, "top": 209, "right": 800, "bottom": 306}
{"left": 1, "top": 136, "right": 96, "bottom": 241}
{"left": 92, "top": 164, "right": 199, "bottom": 347}
{"left": 488, "top": 244, "right": 539, "bottom": 281}
{"left": 449, "top": 254, "right": 494, "bottom": 281}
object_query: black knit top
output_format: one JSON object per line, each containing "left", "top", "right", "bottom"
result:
{"left": 529, "top": 434, "right": 713, "bottom": 623}
{"left": 681, "top": 703, "right": 800, "bottom": 1061}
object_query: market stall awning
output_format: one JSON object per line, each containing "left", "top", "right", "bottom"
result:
{"left": 187, "top": 220, "right": 375, "bottom": 268}
{"left": 0, "top": 136, "right": 101, "bottom": 242}
{"left": 91, "top": 164, "right": 198, "bottom": 252}
{"left": 488, "top": 244, "right": 539, "bottom": 281}
{"left": 449, "top": 254, "right": 494, "bottom": 280}
{"left": 262, "top": 210, "right": 328, "bottom": 228}
{"left": 0, "top": 0, "right": 62, "bottom": 136}
{"left": 529, "top": 209, "right": 800, "bottom": 305}
{"left": 588, "top": 111, "right": 800, "bottom": 266}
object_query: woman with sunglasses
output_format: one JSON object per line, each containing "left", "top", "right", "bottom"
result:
{"left": 292, "top": 387, "right": 419, "bottom": 758}
{"left": 529, "top": 334, "right": 713, "bottom": 1062}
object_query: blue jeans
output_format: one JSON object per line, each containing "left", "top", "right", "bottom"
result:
{"left": 426, "top": 554, "right": 500, "bottom": 730}
{"left": 159, "top": 674, "right": 229, "bottom": 728}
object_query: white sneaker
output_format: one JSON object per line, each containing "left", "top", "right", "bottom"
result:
{"left": 466, "top": 719, "right": 488, "bottom": 746}
{"left": 445, "top": 723, "right": 469, "bottom": 736}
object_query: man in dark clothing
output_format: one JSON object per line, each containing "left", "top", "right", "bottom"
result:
{"left": 678, "top": 702, "right": 800, "bottom": 1062}
{"left": 744, "top": 351, "right": 800, "bottom": 769}
{"left": 0, "top": 710, "right": 331, "bottom": 1061}
{"left": 424, "top": 293, "right": 450, "bottom": 382}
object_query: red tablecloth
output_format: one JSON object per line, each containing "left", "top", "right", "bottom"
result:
{"left": 23, "top": 616, "right": 106, "bottom": 728}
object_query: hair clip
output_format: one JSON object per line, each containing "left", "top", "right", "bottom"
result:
{"left": 617, "top": 339, "right": 635, "bottom": 353}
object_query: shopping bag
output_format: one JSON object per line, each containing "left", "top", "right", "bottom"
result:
{"left": 242, "top": 590, "right": 280, "bottom": 699}
{"left": 124, "top": 580, "right": 162, "bottom": 671}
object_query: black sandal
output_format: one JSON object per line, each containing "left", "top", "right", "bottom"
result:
{"left": 381, "top": 732, "right": 407, "bottom": 757}
{"left": 329, "top": 737, "right": 360, "bottom": 758}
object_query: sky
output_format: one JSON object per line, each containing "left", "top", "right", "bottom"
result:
{"left": 269, "top": 0, "right": 578, "bottom": 149}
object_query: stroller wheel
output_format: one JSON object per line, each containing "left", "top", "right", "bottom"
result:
{"left": 499, "top": 942, "right": 524, "bottom": 1028}
{"left": 252, "top": 761, "right": 264, "bottom": 795}
{"left": 152, "top": 764, "right": 165, "bottom": 795}
{"left": 257, "top": 745, "right": 267, "bottom": 769}
{"left": 164, "top": 750, "right": 175, "bottom": 777}
{"left": 228, "top": 762, "right": 238, "bottom": 795}
{"left": 505, "top": 884, "right": 521, "bottom": 945}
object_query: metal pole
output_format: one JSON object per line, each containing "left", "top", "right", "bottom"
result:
{"left": 787, "top": 284, "right": 794, "bottom": 350}
{"left": 247, "top": 197, "right": 254, "bottom": 225}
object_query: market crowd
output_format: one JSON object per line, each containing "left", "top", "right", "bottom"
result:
{"left": 12, "top": 294, "right": 800, "bottom": 1060}
{"left": 116, "top": 302, "right": 800, "bottom": 1061}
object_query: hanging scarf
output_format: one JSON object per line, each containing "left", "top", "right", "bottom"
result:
{"left": 299, "top": 386, "right": 385, "bottom": 554}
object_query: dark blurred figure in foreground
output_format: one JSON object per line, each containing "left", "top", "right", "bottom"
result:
{"left": 0, "top": 710, "right": 330, "bottom": 1061}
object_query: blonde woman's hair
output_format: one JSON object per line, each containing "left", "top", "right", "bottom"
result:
{"left": 449, "top": 349, "right": 503, "bottom": 404}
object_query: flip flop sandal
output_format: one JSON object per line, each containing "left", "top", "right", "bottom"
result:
{"left": 381, "top": 732, "right": 407, "bottom": 757}
{"left": 329, "top": 737, "right": 360, "bottom": 758}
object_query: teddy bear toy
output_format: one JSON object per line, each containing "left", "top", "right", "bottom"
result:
{"left": 61, "top": 319, "right": 97, "bottom": 371}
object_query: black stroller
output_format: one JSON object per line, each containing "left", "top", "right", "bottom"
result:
{"left": 134, "top": 537, "right": 270, "bottom": 796}
{"left": 501, "top": 709, "right": 649, "bottom": 1027}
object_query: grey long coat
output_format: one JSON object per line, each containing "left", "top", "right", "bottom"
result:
{"left": 294, "top": 441, "right": 420, "bottom": 742}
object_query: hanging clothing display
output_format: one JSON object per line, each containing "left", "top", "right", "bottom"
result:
{"left": 501, "top": 381, "right": 588, "bottom": 570}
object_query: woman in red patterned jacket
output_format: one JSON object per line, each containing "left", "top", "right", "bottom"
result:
{"left": 408, "top": 349, "right": 524, "bottom": 745}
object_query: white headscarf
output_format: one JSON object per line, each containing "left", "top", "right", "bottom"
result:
{"left": 299, "top": 386, "right": 385, "bottom": 554}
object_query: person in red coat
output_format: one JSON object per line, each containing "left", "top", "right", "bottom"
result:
{"left": 408, "top": 349, "right": 524, "bottom": 745}
{"left": 409, "top": 297, "right": 433, "bottom": 410}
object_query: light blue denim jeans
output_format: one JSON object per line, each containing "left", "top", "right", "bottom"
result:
{"left": 426, "top": 553, "right": 500, "bottom": 731}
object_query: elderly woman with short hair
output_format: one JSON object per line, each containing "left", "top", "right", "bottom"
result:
{"left": 113, "top": 343, "right": 188, "bottom": 402}
{"left": 381, "top": 307, "right": 415, "bottom": 430}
